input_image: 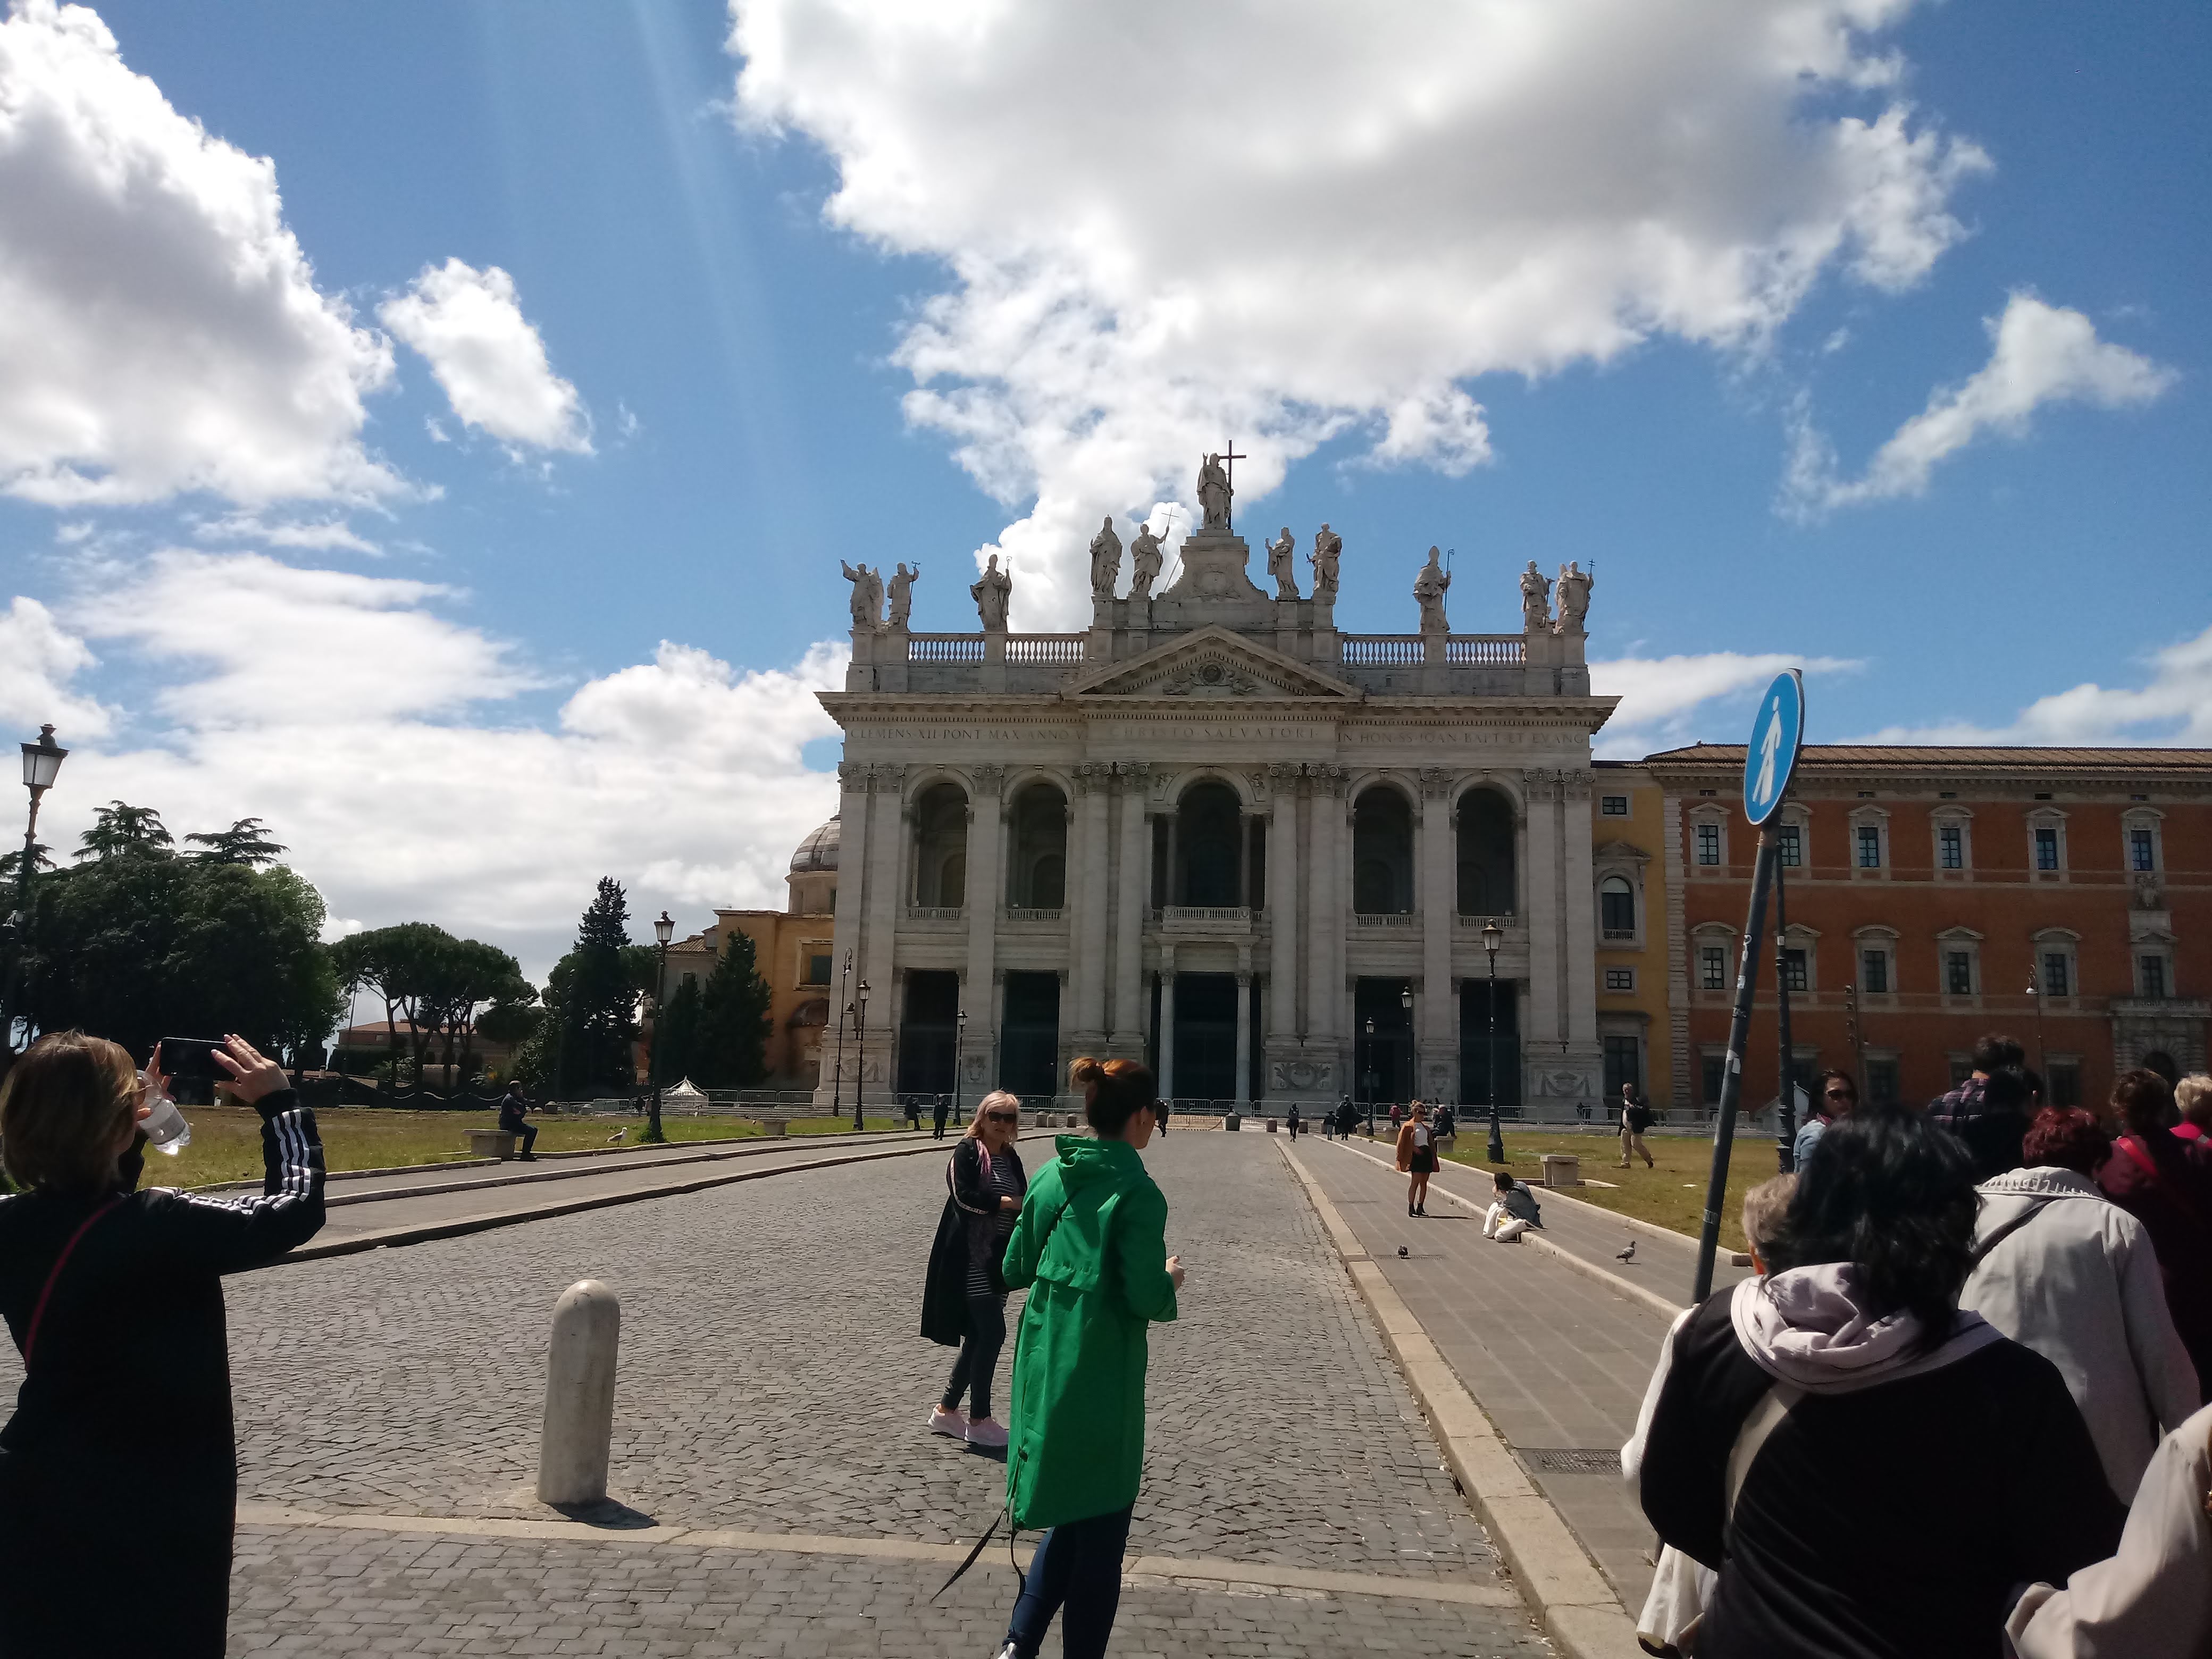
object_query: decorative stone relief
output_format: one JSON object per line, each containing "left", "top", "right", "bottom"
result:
{"left": 972, "top": 763, "right": 1006, "bottom": 797}
{"left": 1270, "top": 1058, "right": 1335, "bottom": 1091}
{"left": 1531, "top": 1068, "right": 1593, "bottom": 1099}
{"left": 837, "top": 760, "right": 869, "bottom": 791}
{"left": 870, "top": 763, "right": 908, "bottom": 793}
{"left": 1420, "top": 766, "right": 1453, "bottom": 800}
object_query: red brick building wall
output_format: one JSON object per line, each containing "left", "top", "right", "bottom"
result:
{"left": 1646, "top": 746, "right": 2211, "bottom": 1114}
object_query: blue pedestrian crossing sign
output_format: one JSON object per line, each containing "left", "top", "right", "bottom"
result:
{"left": 1742, "top": 669, "right": 1805, "bottom": 826}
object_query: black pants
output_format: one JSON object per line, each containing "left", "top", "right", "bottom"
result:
{"left": 940, "top": 1293, "right": 1006, "bottom": 1419}
{"left": 933, "top": 1105, "right": 950, "bottom": 1139}
{"left": 505, "top": 1121, "right": 538, "bottom": 1156}
{"left": 1006, "top": 1504, "right": 1134, "bottom": 1659}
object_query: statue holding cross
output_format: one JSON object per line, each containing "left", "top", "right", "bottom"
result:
{"left": 1196, "top": 445, "right": 1245, "bottom": 532}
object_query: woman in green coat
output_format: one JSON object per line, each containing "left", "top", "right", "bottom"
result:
{"left": 991, "top": 1057, "right": 1183, "bottom": 1659}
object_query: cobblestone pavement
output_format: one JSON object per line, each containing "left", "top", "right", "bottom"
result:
{"left": 231, "top": 1523, "right": 1553, "bottom": 1657}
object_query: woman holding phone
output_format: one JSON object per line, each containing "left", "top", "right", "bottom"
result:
{"left": 0, "top": 1032, "right": 325, "bottom": 1657}
{"left": 991, "top": 1057, "right": 1183, "bottom": 1659}
{"left": 921, "top": 1090, "right": 1027, "bottom": 1449}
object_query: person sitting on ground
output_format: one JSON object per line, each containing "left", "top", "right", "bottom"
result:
{"left": 2173, "top": 1074, "right": 2211, "bottom": 1143}
{"left": 2004, "top": 1401, "right": 2212, "bottom": 1659}
{"left": 920, "top": 1091, "right": 1027, "bottom": 1450}
{"left": 1636, "top": 1172, "right": 1796, "bottom": 1658}
{"left": 1962, "top": 1105, "right": 2198, "bottom": 1501}
{"left": 2097, "top": 1069, "right": 2212, "bottom": 1403}
{"left": 0, "top": 1032, "right": 325, "bottom": 1657}
{"left": 1619, "top": 1083, "right": 1655, "bottom": 1169}
{"left": 1792, "top": 1069, "right": 1856, "bottom": 1170}
{"left": 994, "top": 1058, "right": 1182, "bottom": 1659}
{"left": 1482, "top": 1170, "right": 1543, "bottom": 1242}
{"left": 1626, "top": 1107, "right": 2124, "bottom": 1659}
{"left": 497, "top": 1079, "right": 538, "bottom": 1160}
{"left": 1396, "top": 1101, "right": 1437, "bottom": 1217}
{"left": 1928, "top": 1033, "right": 2025, "bottom": 1133}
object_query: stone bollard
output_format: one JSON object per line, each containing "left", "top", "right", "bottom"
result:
{"left": 538, "top": 1279, "right": 620, "bottom": 1506}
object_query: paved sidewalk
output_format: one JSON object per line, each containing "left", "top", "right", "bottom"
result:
{"left": 1296, "top": 1137, "right": 1689, "bottom": 1611}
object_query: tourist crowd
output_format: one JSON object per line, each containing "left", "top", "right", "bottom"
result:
{"left": 1630, "top": 1036, "right": 2212, "bottom": 1659}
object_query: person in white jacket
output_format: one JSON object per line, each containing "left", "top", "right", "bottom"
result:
{"left": 1960, "top": 1107, "right": 2200, "bottom": 1502}
{"left": 2005, "top": 1401, "right": 2212, "bottom": 1658}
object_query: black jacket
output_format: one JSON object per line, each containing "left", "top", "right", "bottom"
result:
{"left": 0, "top": 1091, "right": 325, "bottom": 1657}
{"left": 920, "top": 1137, "right": 1027, "bottom": 1345}
{"left": 1639, "top": 1289, "right": 2123, "bottom": 1659}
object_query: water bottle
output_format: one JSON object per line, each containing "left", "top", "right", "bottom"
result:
{"left": 137, "top": 1071, "right": 192, "bottom": 1156}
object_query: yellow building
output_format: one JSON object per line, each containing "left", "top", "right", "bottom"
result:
{"left": 1591, "top": 761, "right": 1677, "bottom": 1110}
{"left": 663, "top": 814, "right": 841, "bottom": 1092}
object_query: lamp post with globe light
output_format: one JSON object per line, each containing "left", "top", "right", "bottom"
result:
{"left": 643, "top": 910, "right": 674, "bottom": 1143}
{"left": 1482, "top": 918, "right": 1505, "bottom": 1164}
{"left": 2027, "top": 973, "right": 2048, "bottom": 1078}
{"left": 853, "top": 979, "right": 872, "bottom": 1131}
{"left": 3, "top": 726, "right": 66, "bottom": 1058}
{"left": 950, "top": 1007, "right": 968, "bottom": 1130}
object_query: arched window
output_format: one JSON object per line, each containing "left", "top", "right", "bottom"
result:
{"left": 1007, "top": 782, "right": 1068, "bottom": 909}
{"left": 1352, "top": 786, "right": 1413, "bottom": 914}
{"left": 1456, "top": 787, "right": 1516, "bottom": 915}
{"left": 1175, "top": 782, "right": 1244, "bottom": 906}
{"left": 910, "top": 782, "right": 969, "bottom": 906}
{"left": 1599, "top": 875, "right": 1636, "bottom": 938}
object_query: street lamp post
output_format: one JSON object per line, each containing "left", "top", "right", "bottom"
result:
{"left": 643, "top": 910, "right": 674, "bottom": 1144}
{"left": 3, "top": 725, "right": 67, "bottom": 1057}
{"left": 853, "top": 979, "right": 871, "bottom": 1132}
{"left": 1399, "top": 984, "right": 1413, "bottom": 1112}
{"left": 1482, "top": 918, "right": 1504, "bottom": 1164}
{"left": 831, "top": 950, "right": 851, "bottom": 1123}
{"left": 1362, "top": 1017, "right": 1378, "bottom": 1137}
{"left": 2027, "top": 973, "right": 2048, "bottom": 1078}
{"left": 950, "top": 1007, "right": 968, "bottom": 1130}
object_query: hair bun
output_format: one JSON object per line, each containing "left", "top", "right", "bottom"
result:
{"left": 1068, "top": 1056, "right": 1105, "bottom": 1087}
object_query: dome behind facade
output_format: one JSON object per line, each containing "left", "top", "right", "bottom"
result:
{"left": 790, "top": 812, "right": 840, "bottom": 874}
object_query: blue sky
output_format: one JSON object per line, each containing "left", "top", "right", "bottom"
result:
{"left": 0, "top": 0, "right": 2203, "bottom": 974}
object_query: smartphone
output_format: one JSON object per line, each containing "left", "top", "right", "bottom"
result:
{"left": 159, "top": 1037, "right": 227, "bottom": 1105}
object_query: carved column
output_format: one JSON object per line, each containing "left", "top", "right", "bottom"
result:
{"left": 962, "top": 765, "right": 1006, "bottom": 1089}
{"left": 819, "top": 761, "right": 873, "bottom": 1110}
{"left": 1305, "top": 766, "right": 1347, "bottom": 1052}
{"left": 1266, "top": 765, "right": 1302, "bottom": 1048}
{"left": 1070, "top": 764, "right": 1112, "bottom": 1048}
{"left": 862, "top": 765, "right": 907, "bottom": 1100}
{"left": 1158, "top": 945, "right": 1177, "bottom": 1101}
{"left": 1234, "top": 970, "right": 1253, "bottom": 1108}
{"left": 1560, "top": 770, "right": 1603, "bottom": 1095}
{"left": 1521, "top": 769, "right": 1563, "bottom": 1107}
{"left": 1111, "top": 764, "right": 1150, "bottom": 1055}
{"left": 1419, "top": 767, "right": 1456, "bottom": 1102}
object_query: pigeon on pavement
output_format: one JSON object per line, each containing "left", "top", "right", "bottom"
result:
{"left": 1397, "top": 1245, "right": 1410, "bottom": 1258}
{"left": 1616, "top": 1240, "right": 1637, "bottom": 1263}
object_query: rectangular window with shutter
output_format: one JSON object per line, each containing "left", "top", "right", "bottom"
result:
{"left": 2130, "top": 827, "right": 2155, "bottom": 872}
{"left": 1939, "top": 826, "right": 1963, "bottom": 869}
{"left": 1946, "top": 951, "right": 1973, "bottom": 996}
{"left": 2042, "top": 951, "right": 2070, "bottom": 997}
{"left": 1861, "top": 950, "right": 1890, "bottom": 994}
{"left": 1696, "top": 823, "right": 1721, "bottom": 866}
{"left": 1777, "top": 824, "right": 1802, "bottom": 867}
{"left": 1856, "top": 826, "right": 1882, "bottom": 868}
{"left": 2035, "top": 826, "right": 2060, "bottom": 870}
{"left": 1700, "top": 946, "right": 1727, "bottom": 990}
{"left": 1867, "top": 1059, "right": 1899, "bottom": 1104}
{"left": 2140, "top": 955, "right": 2168, "bottom": 999}
{"left": 1782, "top": 948, "right": 1808, "bottom": 992}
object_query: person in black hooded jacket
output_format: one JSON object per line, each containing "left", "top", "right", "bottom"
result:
{"left": 0, "top": 1031, "right": 325, "bottom": 1658}
{"left": 920, "top": 1091, "right": 1026, "bottom": 1448}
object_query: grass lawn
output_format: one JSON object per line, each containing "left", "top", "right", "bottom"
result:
{"left": 1435, "top": 1126, "right": 1795, "bottom": 1254}
{"left": 134, "top": 1107, "right": 787, "bottom": 1189}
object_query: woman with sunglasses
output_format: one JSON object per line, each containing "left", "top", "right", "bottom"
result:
{"left": 1793, "top": 1069, "right": 1858, "bottom": 1170}
{"left": 991, "top": 1057, "right": 1183, "bottom": 1659}
{"left": 922, "top": 1091, "right": 1028, "bottom": 1449}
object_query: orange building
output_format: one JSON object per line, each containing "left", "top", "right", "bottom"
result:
{"left": 1644, "top": 745, "right": 2211, "bottom": 1114}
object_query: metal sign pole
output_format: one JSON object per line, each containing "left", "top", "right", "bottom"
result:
{"left": 1773, "top": 851, "right": 1797, "bottom": 1174}
{"left": 1694, "top": 829, "right": 1779, "bottom": 1303}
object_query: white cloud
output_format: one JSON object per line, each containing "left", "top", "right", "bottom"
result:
{"left": 195, "top": 512, "right": 382, "bottom": 555}
{"left": 1785, "top": 292, "right": 2176, "bottom": 515}
{"left": 24, "top": 551, "right": 842, "bottom": 976}
{"left": 1591, "top": 650, "right": 1860, "bottom": 758}
{"left": 0, "top": 0, "right": 401, "bottom": 506}
{"left": 730, "top": 0, "right": 1989, "bottom": 625}
{"left": 0, "top": 594, "right": 112, "bottom": 735}
{"left": 379, "top": 259, "right": 592, "bottom": 455}
{"left": 1854, "top": 623, "right": 2212, "bottom": 747}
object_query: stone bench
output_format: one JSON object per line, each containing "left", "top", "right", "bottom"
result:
{"left": 467, "top": 1128, "right": 519, "bottom": 1161}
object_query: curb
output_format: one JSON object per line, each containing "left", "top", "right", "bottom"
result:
{"left": 1279, "top": 1142, "right": 1644, "bottom": 1659}
{"left": 1327, "top": 1139, "right": 1688, "bottom": 1318}
{"left": 266, "top": 1133, "right": 1029, "bottom": 1269}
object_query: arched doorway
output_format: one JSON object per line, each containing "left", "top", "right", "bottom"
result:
{"left": 910, "top": 782, "right": 968, "bottom": 906}
{"left": 1457, "top": 787, "right": 1516, "bottom": 915}
{"left": 1174, "top": 781, "right": 1244, "bottom": 906}
{"left": 1007, "top": 781, "right": 1067, "bottom": 909}
{"left": 1353, "top": 786, "right": 1413, "bottom": 914}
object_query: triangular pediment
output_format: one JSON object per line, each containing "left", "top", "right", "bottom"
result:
{"left": 1061, "top": 625, "right": 1360, "bottom": 701}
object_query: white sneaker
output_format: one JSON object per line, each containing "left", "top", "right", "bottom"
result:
{"left": 965, "top": 1415, "right": 1010, "bottom": 1449}
{"left": 928, "top": 1405, "right": 967, "bottom": 1438}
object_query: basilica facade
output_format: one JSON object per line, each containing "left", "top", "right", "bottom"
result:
{"left": 813, "top": 504, "right": 1618, "bottom": 1113}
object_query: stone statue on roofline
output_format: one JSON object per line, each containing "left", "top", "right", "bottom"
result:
{"left": 1554, "top": 561, "right": 1593, "bottom": 634}
{"left": 1266, "top": 526, "right": 1300, "bottom": 600}
{"left": 971, "top": 552, "right": 1012, "bottom": 630}
{"left": 1413, "top": 545, "right": 1451, "bottom": 631}
{"left": 1196, "top": 453, "right": 1233, "bottom": 531}
{"left": 840, "top": 559, "right": 883, "bottom": 631}
{"left": 1520, "top": 560, "right": 1552, "bottom": 630}
{"left": 886, "top": 562, "right": 919, "bottom": 629}
{"left": 1128, "top": 520, "right": 1164, "bottom": 600}
{"left": 1088, "top": 516, "right": 1122, "bottom": 599}
{"left": 1309, "top": 523, "right": 1341, "bottom": 604}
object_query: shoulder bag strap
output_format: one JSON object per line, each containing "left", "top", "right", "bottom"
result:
{"left": 1724, "top": 1382, "right": 1801, "bottom": 1526}
{"left": 1968, "top": 1196, "right": 2057, "bottom": 1269}
{"left": 22, "top": 1195, "right": 123, "bottom": 1369}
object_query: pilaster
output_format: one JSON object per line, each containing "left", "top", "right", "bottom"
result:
{"left": 1522, "top": 769, "right": 1563, "bottom": 1096}
{"left": 1111, "top": 763, "right": 1150, "bottom": 1055}
{"left": 1418, "top": 767, "right": 1457, "bottom": 1102}
{"left": 861, "top": 764, "right": 907, "bottom": 1101}
{"left": 1157, "top": 946, "right": 1178, "bottom": 1101}
{"left": 818, "top": 763, "right": 873, "bottom": 1110}
{"left": 1069, "top": 763, "right": 1112, "bottom": 1049}
{"left": 963, "top": 764, "right": 1005, "bottom": 1080}
{"left": 1305, "top": 765, "right": 1348, "bottom": 1044}
{"left": 1234, "top": 970, "right": 1253, "bottom": 1108}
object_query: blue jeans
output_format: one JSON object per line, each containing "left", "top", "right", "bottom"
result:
{"left": 1006, "top": 1504, "right": 1133, "bottom": 1659}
